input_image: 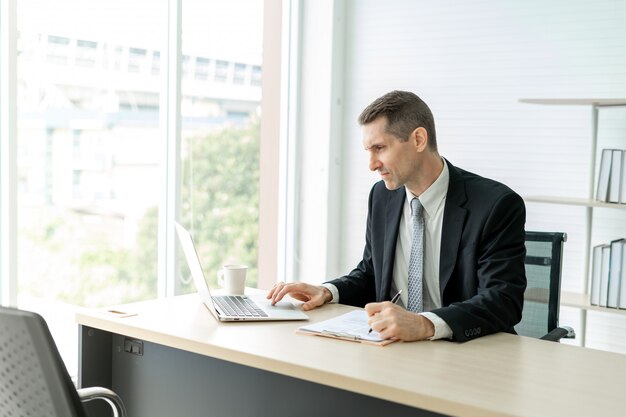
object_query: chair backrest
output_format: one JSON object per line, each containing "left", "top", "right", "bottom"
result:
{"left": 515, "top": 231, "right": 566, "bottom": 339}
{"left": 0, "top": 306, "right": 88, "bottom": 417}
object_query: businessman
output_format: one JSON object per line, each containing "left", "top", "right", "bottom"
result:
{"left": 268, "top": 90, "right": 526, "bottom": 342}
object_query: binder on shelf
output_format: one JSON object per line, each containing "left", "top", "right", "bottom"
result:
{"left": 609, "top": 150, "right": 623, "bottom": 203}
{"left": 590, "top": 244, "right": 608, "bottom": 306}
{"left": 620, "top": 243, "right": 626, "bottom": 309}
{"left": 607, "top": 239, "right": 625, "bottom": 308}
{"left": 596, "top": 149, "right": 612, "bottom": 202}
{"left": 621, "top": 151, "right": 626, "bottom": 204}
{"left": 599, "top": 245, "right": 611, "bottom": 307}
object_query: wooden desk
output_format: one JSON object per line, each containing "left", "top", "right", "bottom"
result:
{"left": 77, "top": 294, "right": 625, "bottom": 417}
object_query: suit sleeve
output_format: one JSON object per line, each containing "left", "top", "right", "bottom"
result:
{"left": 432, "top": 191, "right": 527, "bottom": 342}
{"left": 324, "top": 185, "right": 378, "bottom": 307}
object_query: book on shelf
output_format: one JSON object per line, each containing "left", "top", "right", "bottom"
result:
{"left": 609, "top": 150, "right": 623, "bottom": 203}
{"left": 599, "top": 245, "right": 611, "bottom": 307}
{"left": 590, "top": 244, "right": 608, "bottom": 306}
{"left": 607, "top": 239, "right": 625, "bottom": 308}
{"left": 596, "top": 149, "right": 612, "bottom": 202}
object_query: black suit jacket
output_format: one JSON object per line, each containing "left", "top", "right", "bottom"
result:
{"left": 327, "top": 160, "right": 527, "bottom": 342}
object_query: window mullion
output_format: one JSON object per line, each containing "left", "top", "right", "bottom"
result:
{"left": 158, "top": 0, "right": 182, "bottom": 298}
{"left": 0, "top": 0, "right": 17, "bottom": 307}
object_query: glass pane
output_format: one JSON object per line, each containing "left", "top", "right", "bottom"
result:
{"left": 177, "top": 0, "right": 263, "bottom": 294}
{"left": 16, "top": 0, "right": 163, "bottom": 375}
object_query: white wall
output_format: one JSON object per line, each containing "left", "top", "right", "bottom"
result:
{"left": 294, "top": 0, "right": 626, "bottom": 352}
{"left": 291, "top": 0, "right": 346, "bottom": 282}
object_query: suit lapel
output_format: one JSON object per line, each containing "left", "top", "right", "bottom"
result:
{"left": 381, "top": 188, "right": 405, "bottom": 300}
{"left": 439, "top": 162, "right": 468, "bottom": 296}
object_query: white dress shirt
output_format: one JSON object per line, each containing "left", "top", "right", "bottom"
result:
{"left": 324, "top": 159, "right": 453, "bottom": 340}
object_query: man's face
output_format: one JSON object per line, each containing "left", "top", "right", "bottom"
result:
{"left": 362, "top": 117, "right": 419, "bottom": 191}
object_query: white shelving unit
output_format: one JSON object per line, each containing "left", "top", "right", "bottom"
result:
{"left": 561, "top": 291, "right": 626, "bottom": 316}
{"left": 520, "top": 98, "right": 626, "bottom": 346}
{"left": 525, "top": 195, "right": 626, "bottom": 209}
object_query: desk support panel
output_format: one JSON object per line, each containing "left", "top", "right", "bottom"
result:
{"left": 79, "top": 327, "right": 445, "bottom": 417}
{"left": 78, "top": 325, "right": 114, "bottom": 417}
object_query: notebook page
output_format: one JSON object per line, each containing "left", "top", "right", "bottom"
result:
{"left": 298, "top": 310, "right": 385, "bottom": 342}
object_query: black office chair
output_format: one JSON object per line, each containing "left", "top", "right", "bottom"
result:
{"left": 515, "top": 231, "right": 575, "bottom": 341}
{"left": 0, "top": 306, "right": 127, "bottom": 417}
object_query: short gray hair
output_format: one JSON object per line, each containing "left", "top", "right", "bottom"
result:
{"left": 358, "top": 90, "right": 437, "bottom": 151}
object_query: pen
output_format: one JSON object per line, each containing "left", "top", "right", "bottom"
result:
{"left": 368, "top": 290, "right": 403, "bottom": 334}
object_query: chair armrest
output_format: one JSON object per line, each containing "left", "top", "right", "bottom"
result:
{"left": 77, "top": 386, "right": 127, "bottom": 417}
{"left": 540, "top": 326, "right": 576, "bottom": 342}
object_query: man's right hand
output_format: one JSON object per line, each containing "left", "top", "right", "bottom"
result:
{"left": 266, "top": 282, "right": 332, "bottom": 311}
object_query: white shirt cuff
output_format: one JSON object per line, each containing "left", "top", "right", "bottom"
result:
{"left": 420, "top": 312, "right": 453, "bottom": 340}
{"left": 321, "top": 283, "right": 339, "bottom": 304}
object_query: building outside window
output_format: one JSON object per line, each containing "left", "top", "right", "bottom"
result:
{"left": 194, "top": 56, "right": 210, "bottom": 80}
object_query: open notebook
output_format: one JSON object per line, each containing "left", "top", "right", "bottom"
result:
{"left": 298, "top": 310, "right": 397, "bottom": 346}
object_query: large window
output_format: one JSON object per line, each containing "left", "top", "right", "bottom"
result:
{"left": 176, "top": 0, "right": 263, "bottom": 294}
{"left": 16, "top": 0, "right": 165, "bottom": 374}
{"left": 10, "top": 0, "right": 266, "bottom": 375}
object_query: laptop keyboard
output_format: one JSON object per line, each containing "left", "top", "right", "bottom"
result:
{"left": 212, "top": 295, "right": 269, "bottom": 318}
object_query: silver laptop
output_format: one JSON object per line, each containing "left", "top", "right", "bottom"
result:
{"left": 175, "top": 222, "right": 308, "bottom": 322}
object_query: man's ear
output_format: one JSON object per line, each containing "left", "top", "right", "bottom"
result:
{"left": 411, "top": 127, "right": 428, "bottom": 152}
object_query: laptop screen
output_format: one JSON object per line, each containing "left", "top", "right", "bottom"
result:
{"left": 174, "top": 222, "right": 219, "bottom": 318}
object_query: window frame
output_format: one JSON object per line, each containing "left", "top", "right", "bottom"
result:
{"left": 0, "top": 0, "right": 17, "bottom": 307}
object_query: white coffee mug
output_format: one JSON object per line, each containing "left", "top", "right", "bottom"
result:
{"left": 217, "top": 264, "right": 248, "bottom": 295}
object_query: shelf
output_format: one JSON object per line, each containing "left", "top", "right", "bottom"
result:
{"left": 561, "top": 291, "right": 626, "bottom": 315}
{"left": 520, "top": 99, "right": 626, "bottom": 347}
{"left": 524, "top": 195, "right": 626, "bottom": 209}
{"left": 519, "top": 98, "right": 626, "bottom": 107}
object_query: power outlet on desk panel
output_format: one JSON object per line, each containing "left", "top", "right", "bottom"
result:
{"left": 124, "top": 338, "right": 144, "bottom": 356}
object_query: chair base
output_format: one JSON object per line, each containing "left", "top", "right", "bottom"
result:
{"left": 77, "top": 387, "right": 127, "bottom": 417}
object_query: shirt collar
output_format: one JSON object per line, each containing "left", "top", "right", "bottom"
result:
{"left": 405, "top": 158, "right": 449, "bottom": 217}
